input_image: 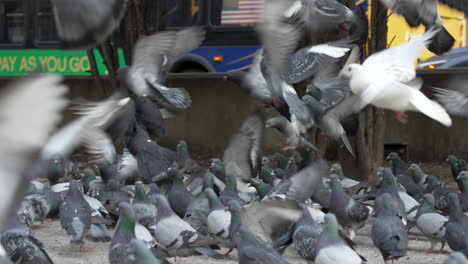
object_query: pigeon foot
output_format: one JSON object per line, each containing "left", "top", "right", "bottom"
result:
{"left": 394, "top": 112, "right": 408, "bottom": 124}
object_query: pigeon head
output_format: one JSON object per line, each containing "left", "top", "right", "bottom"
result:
{"left": 456, "top": 171, "right": 468, "bottom": 181}
{"left": 323, "top": 213, "right": 339, "bottom": 238}
{"left": 167, "top": 164, "right": 184, "bottom": 184}
{"left": 177, "top": 140, "right": 188, "bottom": 153}
{"left": 302, "top": 95, "right": 324, "bottom": 114}
{"left": 265, "top": 116, "right": 288, "bottom": 128}
{"left": 341, "top": 63, "right": 364, "bottom": 78}
{"left": 261, "top": 157, "right": 270, "bottom": 165}
{"left": 422, "top": 194, "right": 436, "bottom": 208}
{"left": 446, "top": 154, "right": 457, "bottom": 163}
{"left": 386, "top": 152, "right": 401, "bottom": 161}
{"left": 329, "top": 164, "right": 344, "bottom": 179}
{"left": 115, "top": 202, "right": 136, "bottom": 240}
{"left": 205, "top": 188, "right": 222, "bottom": 210}
{"left": 381, "top": 168, "right": 397, "bottom": 187}
{"left": 134, "top": 181, "right": 146, "bottom": 202}
{"left": 152, "top": 194, "right": 173, "bottom": 216}
{"left": 424, "top": 175, "right": 437, "bottom": 185}
{"left": 67, "top": 180, "right": 83, "bottom": 197}
{"left": 225, "top": 174, "right": 238, "bottom": 192}
{"left": 329, "top": 174, "right": 344, "bottom": 191}
{"left": 408, "top": 163, "right": 421, "bottom": 173}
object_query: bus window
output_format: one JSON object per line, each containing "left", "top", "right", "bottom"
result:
{"left": 166, "top": 0, "right": 195, "bottom": 27}
{"left": 0, "top": 0, "right": 25, "bottom": 44}
{"left": 35, "top": 0, "right": 59, "bottom": 44}
{"left": 211, "top": 0, "right": 264, "bottom": 26}
{"left": 148, "top": 0, "right": 200, "bottom": 32}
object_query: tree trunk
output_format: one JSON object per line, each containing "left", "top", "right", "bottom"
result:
{"left": 355, "top": 0, "right": 388, "bottom": 184}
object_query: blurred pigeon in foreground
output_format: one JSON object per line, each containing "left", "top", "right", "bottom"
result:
{"left": 51, "top": 0, "right": 127, "bottom": 49}
{"left": 1, "top": 217, "right": 53, "bottom": 264}
{"left": 380, "top": 0, "right": 454, "bottom": 54}
{"left": 0, "top": 75, "right": 68, "bottom": 230}
{"left": 443, "top": 252, "right": 468, "bottom": 264}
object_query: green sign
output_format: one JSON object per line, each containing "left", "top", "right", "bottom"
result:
{"left": 0, "top": 49, "right": 126, "bottom": 75}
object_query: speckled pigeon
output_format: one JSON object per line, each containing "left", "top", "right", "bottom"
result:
{"left": 263, "top": 160, "right": 328, "bottom": 202}
{"left": 59, "top": 180, "right": 92, "bottom": 249}
{"left": 329, "top": 174, "right": 371, "bottom": 240}
{"left": 132, "top": 182, "right": 157, "bottom": 228}
{"left": 1, "top": 216, "right": 53, "bottom": 264}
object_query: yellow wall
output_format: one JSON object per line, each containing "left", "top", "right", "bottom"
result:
{"left": 387, "top": 3, "right": 466, "bottom": 61}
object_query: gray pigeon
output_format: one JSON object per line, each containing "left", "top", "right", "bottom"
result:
{"left": 408, "top": 163, "right": 428, "bottom": 190}
{"left": 134, "top": 95, "right": 166, "bottom": 138}
{"left": 51, "top": 0, "right": 127, "bottom": 49}
{"left": 209, "top": 158, "right": 227, "bottom": 184}
{"left": 223, "top": 112, "right": 265, "bottom": 195}
{"left": 28, "top": 190, "right": 64, "bottom": 221}
{"left": 16, "top": 199, "right": 35, "bottom": 227}
{"left": 152, "top": 194, "right": 198, "bottom": 251}
{"left": 206, "top": 188, "right": 231, "bottom": 240}
{"left": 264, "top": 160, "right": 328, "bottom": 202}
{"left": 109, "top": 202, "right": 138, "bottom": 264}
{"left": 118, "top": 27, "right": 205, "bottom": 109}
{"left": 386, "top": 152, "right": 424, "bottom": 200}
{"left": 46, "top": 155, "right": 65, "bottom": 185}
{"left": 456, "top": 172, "right": 468, "bottom": 211}
{"left": 102, "top": 179, "right": 131, "bottom": 216}
{"left": 175, "top": 140, "right": 197, "bottom": 172}
{"left": 132, "top": 182, "right": 157, "bottom": 228}
{"left": 265, "top": 116, "right": 317, "bottom": 151}
{"left": 372, "top": 193, "right": 408, "bottom": 262}
{"left": 380, "top": 0, "right": 454, "bottom": 54}
{"left": 59, "top": 180, "right": 92, "bottom": 250}
{"left": 329, "top": 174, "right": 371, "bottom": 240}
{"left": 424, "top": 175, "right": 457, "bottom": 214}
{"left": 225, "top": 50, "right": 292, "bottom": 121}
{"left": 311, "top": 177, "right": 332, "bottom": 209}
{"left": 376, "top": 168, "right": 408, "bottom": 225}
{"left": 249, "top": 178, "right": 273, "bottom": 200}
{"left": 219, "top": 174, "right": 245, "bottom": 207}
{"left": 315, "top": 213, "right": 365, "bottom": 264}
{"left": 1, "top": 217, "right": 53, "bottom": 264}
{"left": 167, "top": 164, "right": 194, "bottom": 218}
{"left": 227, "top": 201, "right": 288, "bottom": 264}
{"left": 271, "top": 153, "right": 288, "bottom": 170}
{"left": 443, "top": 252, "right": 468, "bottom": 264}
{"left": 0, "top": 82, "right": 72, "bottom": 225}
{"left": 415, "top": 194, "right": 447, "bottom": 253}
{"left": 128, "top": 125, "right": 175, "bottom": 183}
{"left": 445, "top": 192, "right": 468, "bottom": 257}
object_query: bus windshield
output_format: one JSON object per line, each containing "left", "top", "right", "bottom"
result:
{"left": 211, "top": 0, "right": 264, "bottom": 26}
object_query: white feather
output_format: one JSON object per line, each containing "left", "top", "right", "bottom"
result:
{"left": 308, "top": 44, "right": 350, "bottom": 58}
{"left": 207, "top": 210, "right": 231, "bottom": 239}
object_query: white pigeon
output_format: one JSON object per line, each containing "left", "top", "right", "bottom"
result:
{"left": 343, "top": 28, "right": 452, "bottom": 127}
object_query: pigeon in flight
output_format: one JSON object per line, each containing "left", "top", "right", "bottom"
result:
{"left": 343, "top": 29, "right": 452, "bottom": 127}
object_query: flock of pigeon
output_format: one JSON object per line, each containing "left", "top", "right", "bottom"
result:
{"left": 3, "top": 0, "right": 468, "bottom": 264}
